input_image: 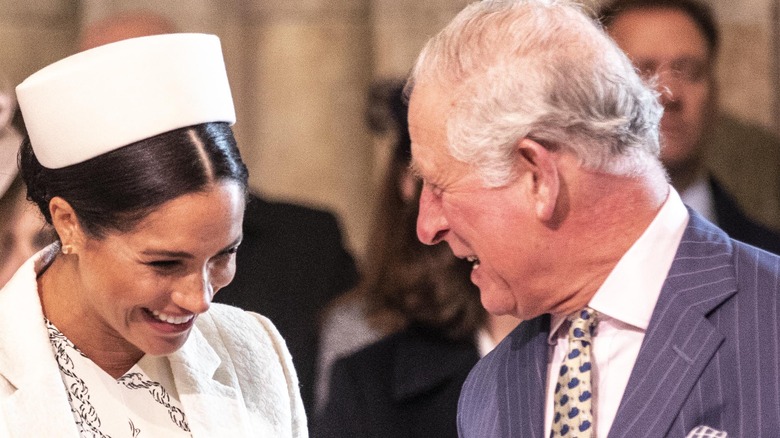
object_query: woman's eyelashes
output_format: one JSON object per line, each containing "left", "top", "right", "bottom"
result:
{"left": 145, "top": 245, "right": 238, "bottom": 271}
{"left": 146, "top": 259, "right": 182, "bottom": 271}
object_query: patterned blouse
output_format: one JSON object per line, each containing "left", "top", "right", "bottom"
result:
{"left": 45, "top": 320, "right": 192, "bottom": 437}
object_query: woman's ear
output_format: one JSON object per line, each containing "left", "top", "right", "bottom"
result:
{"left": 49, "top": 196, "right": 85, "bottom": 253}
{"left": 515, "top": 138, "right": 560, "bottom": 222}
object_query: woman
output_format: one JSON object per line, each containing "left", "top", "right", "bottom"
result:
{"left": 0, "top": 75, "right": 55, "bottom": 287}
{"left": 314, "top": 80, "right": 519, "bottom": 438}
{"left": 0, "top": 34, "right": 306, "bottom": 436}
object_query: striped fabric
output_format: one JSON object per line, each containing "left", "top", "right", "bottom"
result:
{"left": 457, "top": 210, "right": 780, "bottom": 437}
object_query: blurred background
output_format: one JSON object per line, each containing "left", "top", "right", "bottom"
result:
{"left": 1, "top": 0, "right": 778, "bottom": 260}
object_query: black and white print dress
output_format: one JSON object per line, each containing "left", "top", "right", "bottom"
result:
{"left": 45, "top": 320, "right": 192, "bottom": 438}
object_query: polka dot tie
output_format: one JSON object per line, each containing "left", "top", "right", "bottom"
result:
{"left": 551, "top": 307, "right": 598, "bottom": 437}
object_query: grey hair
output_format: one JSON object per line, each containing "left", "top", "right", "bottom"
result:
{"left": 406, "top": 0, "right": 664, "bottom": 187}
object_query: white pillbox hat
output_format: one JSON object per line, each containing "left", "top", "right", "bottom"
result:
{"left": 16, "top": 33, "right": 236, "bottom": 169}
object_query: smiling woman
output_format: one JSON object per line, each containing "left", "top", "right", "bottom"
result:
{"left": 0, "top": 34, "right": 306, "bottom": 437}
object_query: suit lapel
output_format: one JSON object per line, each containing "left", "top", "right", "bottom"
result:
{"left": 502, "top": 315, "right": 550, "bottom": 437}
{"left": 609, "top": 212, "right": 737, "bottom": 437}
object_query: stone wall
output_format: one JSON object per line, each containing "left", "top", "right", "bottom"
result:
{"left": 2, "top": 0, "right": 777, "bottom": 256}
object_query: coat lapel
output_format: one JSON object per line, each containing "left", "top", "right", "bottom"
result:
{"left": 0, "top": 247, "right": 81, "bottom": 437}
{"left": 167, "top": 324, "right": 258, "bottom": 437}
{"left": 609, "top": 212, "right": 737, "bottom": 437}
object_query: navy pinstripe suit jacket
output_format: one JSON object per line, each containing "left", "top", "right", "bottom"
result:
{"left": 457, "top": 210, "right": 780, "bottom": 437}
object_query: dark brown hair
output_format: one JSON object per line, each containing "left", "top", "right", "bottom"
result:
{"left": 21, "top": 122, "right": 247, "bottom": 238}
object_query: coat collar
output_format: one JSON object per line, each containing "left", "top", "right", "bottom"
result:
{"left": 0, "top": 245, "right": 81, "bottom": 437}
{"left": 609, "top": 210, "right": 737, "bottom": 436}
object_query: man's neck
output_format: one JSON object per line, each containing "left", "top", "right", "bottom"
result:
{"left": 537, "top": 165, "right": 670, "bottom": 320}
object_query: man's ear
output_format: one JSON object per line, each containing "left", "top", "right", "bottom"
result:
{"left": 515, "top": 138, "right": 560, "bottom": 221}
{"left": 49, "top": 197, "right": 85, "bottom": 252}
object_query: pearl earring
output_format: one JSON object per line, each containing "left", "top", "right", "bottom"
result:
{"left": 61, "top": 244, "right": 73, "bottom": 255}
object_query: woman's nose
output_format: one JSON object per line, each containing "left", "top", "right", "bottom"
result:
{"left": 172, "top": 269, "right": 213, "bottom": 314}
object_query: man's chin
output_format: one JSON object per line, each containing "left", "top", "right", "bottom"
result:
{"left": 479, "top": 286, "right": 520, "bottom": 318}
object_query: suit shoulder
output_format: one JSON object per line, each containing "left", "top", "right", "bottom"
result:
{"left": 731, "top": 240, "right": 780, "bottom": 283}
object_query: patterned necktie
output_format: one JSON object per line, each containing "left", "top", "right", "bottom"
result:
{"left": 551, "top": 307, "right": 598, "bottom": 437}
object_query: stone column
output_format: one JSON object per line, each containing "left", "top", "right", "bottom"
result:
{"left": 705, "top": 0, "right": 774, "bottom": 128}
{"left": 242, "top": 0, "right": 374, "bottom": 257}
{"left": 369, "top": 0, "right": 471, "bottom": 80}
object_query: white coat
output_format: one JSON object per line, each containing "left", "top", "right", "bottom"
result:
{"left": 0, "top": 245, "right": 308, "bottom": 437}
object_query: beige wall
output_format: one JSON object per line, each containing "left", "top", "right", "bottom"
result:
{"left": 3, "top": 0, "right": 779, "bottom": 257}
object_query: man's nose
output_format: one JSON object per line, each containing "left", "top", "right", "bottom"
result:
{"left": 416, "top": 184, "right": 448, "bottom": 245}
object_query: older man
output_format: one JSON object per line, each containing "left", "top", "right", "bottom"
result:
{"left": 407, "top": 1, "right": 780, "bottom": 437}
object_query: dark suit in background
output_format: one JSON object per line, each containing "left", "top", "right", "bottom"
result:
{"left": 315, "top": 325, "right": 479, "bottom": 438}
{"left": 710, "top": 176, "right": 780, "bottom": 254}
{"left": 215, "top": 193, "right": 359, "bottom": 418}
{"left": 457, "top": 211, "right": 780, "bottom": 437}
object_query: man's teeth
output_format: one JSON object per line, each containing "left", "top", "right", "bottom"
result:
{"left": 466, "top": 256, "right": 480, "bottom": 268}
{"left": 151, "top": 310, "right": 194, "bottom": 325}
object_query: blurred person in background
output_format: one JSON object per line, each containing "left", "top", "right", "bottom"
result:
{"left": 0, "top": 176, "right": 56, "bottom": 286}
{"left": 314, "top": 80, "right": 518, "bottom": 438}
{"left": 600, "top": 0, "right": 780, "bottom": 254}
{"left": 80, "top": 10, "right": 359, "bottom": 418}
{"left": 0, "top": 74, "right": 54, "bottom": 287}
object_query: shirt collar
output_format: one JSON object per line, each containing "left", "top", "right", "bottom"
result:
{"left": 548, "top": 186, "right": 689, "bottom": 343}
{"left": 679, "top": 173, "right": 716, "bottom": 224}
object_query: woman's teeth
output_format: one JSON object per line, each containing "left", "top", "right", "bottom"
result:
{"left": 151, "top": 310, "right": 194, "bottom": 325}
{"left": 467, "top": 256, "right": 480, "bottom": 269}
